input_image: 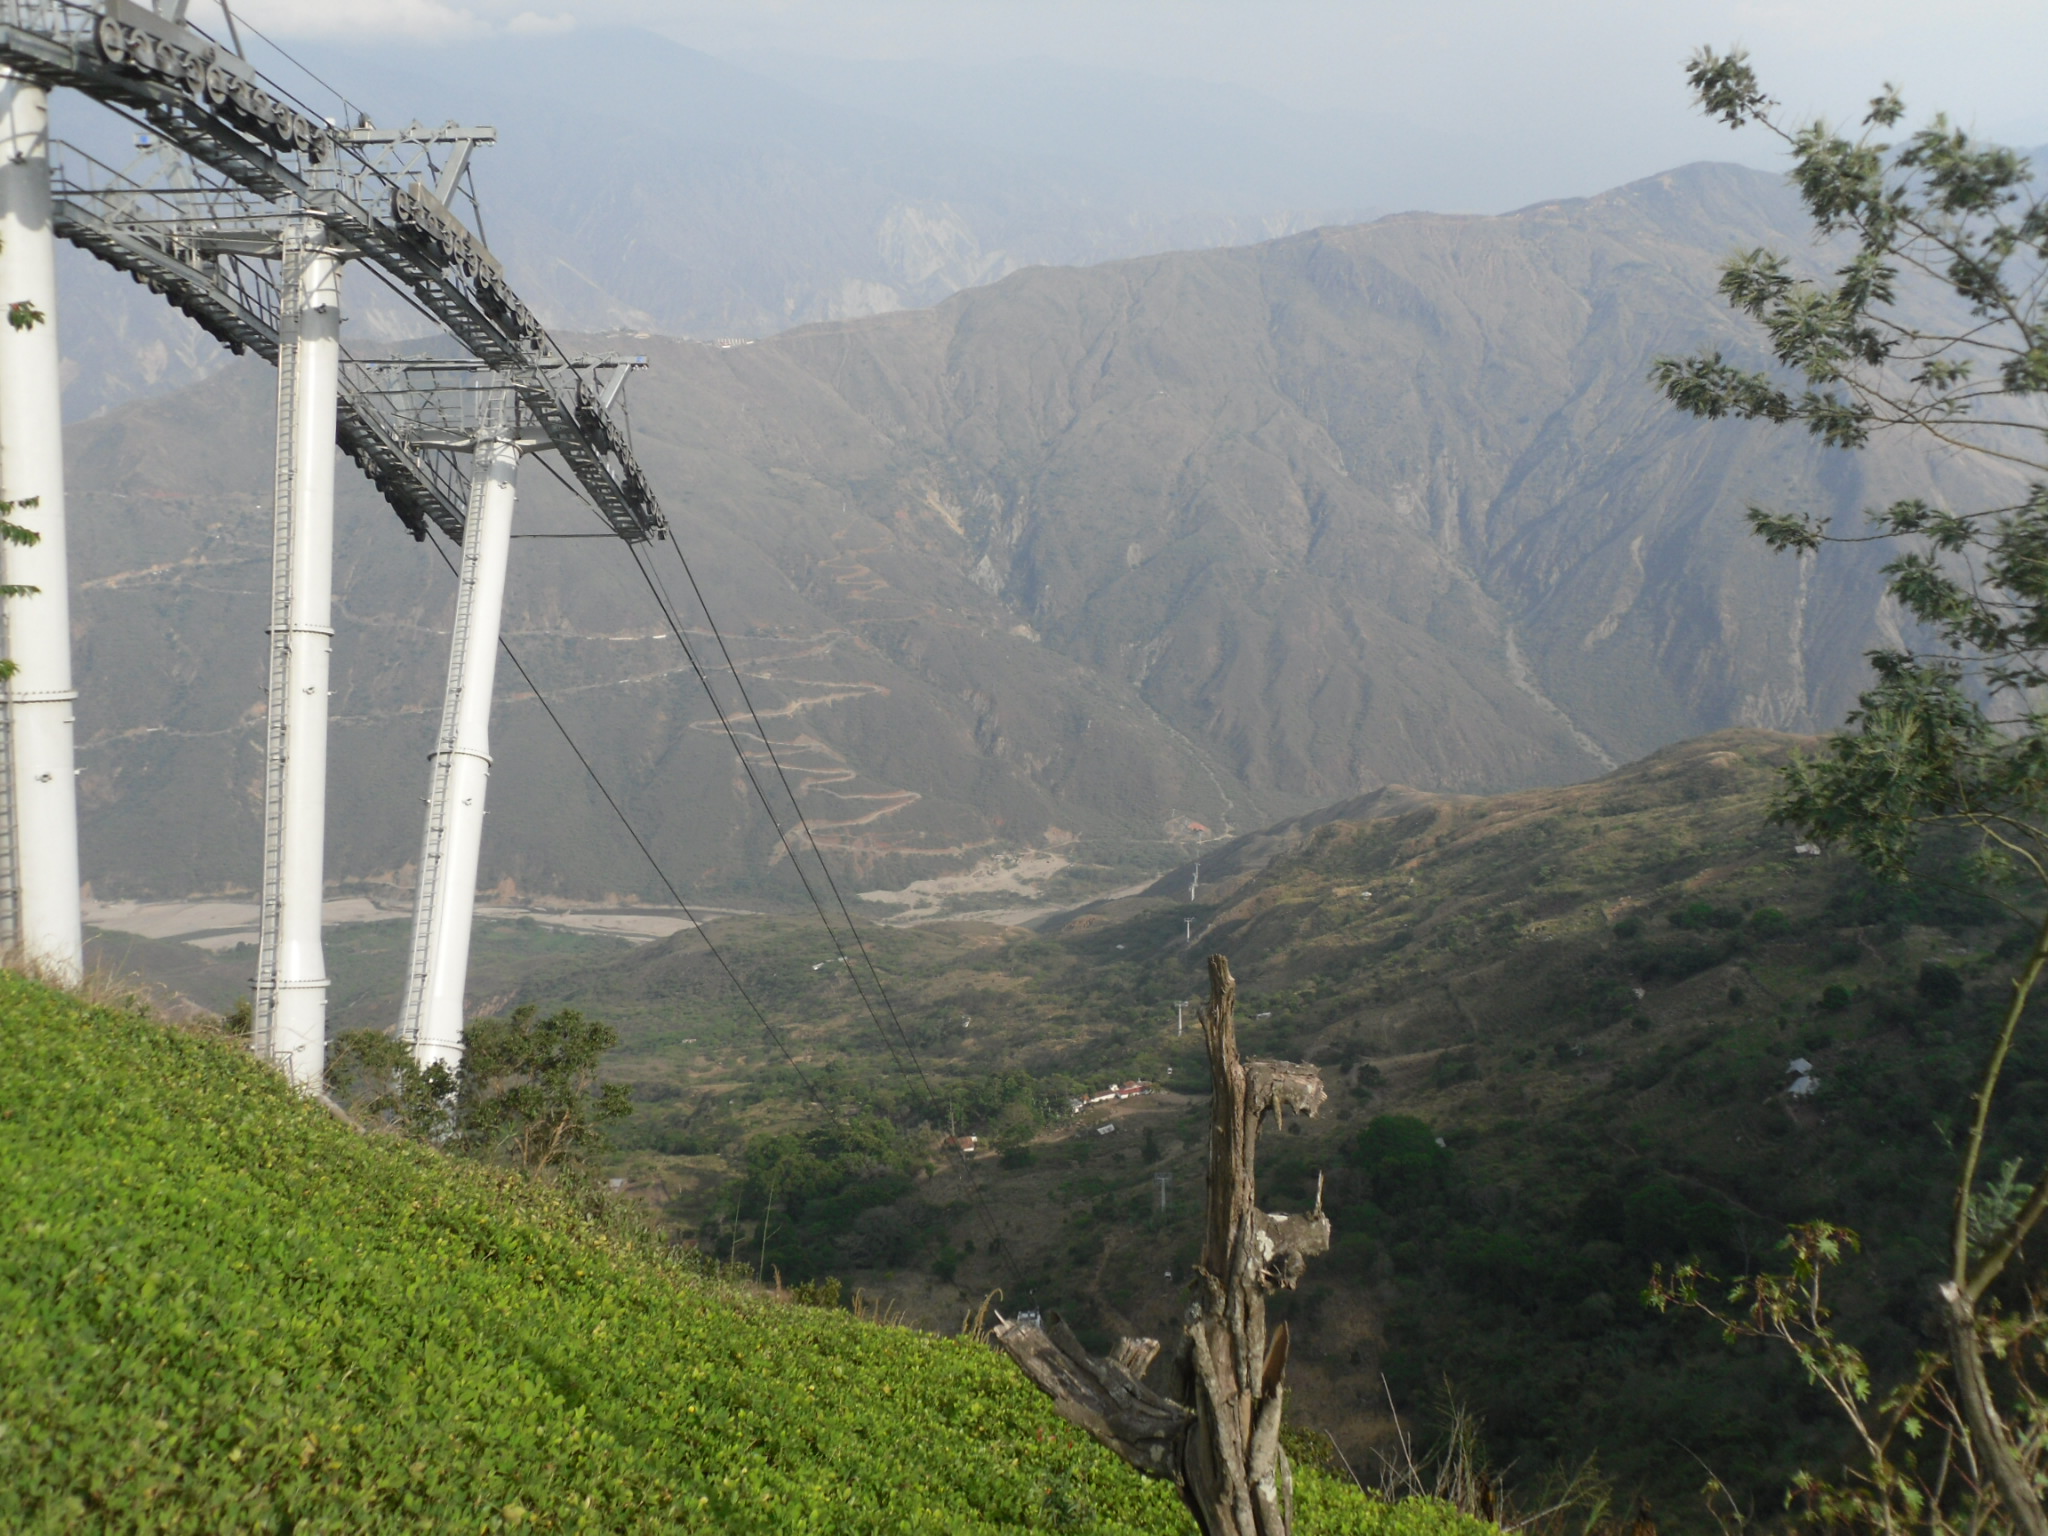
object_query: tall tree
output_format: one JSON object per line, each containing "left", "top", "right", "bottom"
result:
{"left": 1654, "top": 50, "right": 2048, "bottom": 1532}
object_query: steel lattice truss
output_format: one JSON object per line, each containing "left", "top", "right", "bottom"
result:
{"left": 3, "top": 0, "right": 663, "bottom": 542}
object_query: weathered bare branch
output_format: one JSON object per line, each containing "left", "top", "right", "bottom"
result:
{"left": 1113, "top": 1335, "right": 1163, "bottom": 1380}
{"left": 990, "top": 1314, "right": 1192, "bottom": 1480}
{"left": 994, "top": 953, "right": 1328, "bottom": 1535}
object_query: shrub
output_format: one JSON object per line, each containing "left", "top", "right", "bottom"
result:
{"left": 1669, "top": 901, "right": 1743, "bottom": 931}
{"left": 1623, "top": 1178, "right": 1733, "bottom": 1258}
{"left": 455, "top": 1004, "right": 632, "bottom": 1169}
{"left": 790, "top": 1275, "right": 844, "bottom": 1308}
{"left": 1445, "top": 1228, "right": 1544, "bottom": 1305}
{"left": 1916, "top": 960, "right": 1965, "bottom": 1007}
{"left": 1350, "top": 1114, "right": 1451, "bottom": 1207}
{"left": 1431, "top": 1048, "right": 1481, "bottom": 1088}
{"left": 1747, "top": 906, "right": 1792, "bottom": 938}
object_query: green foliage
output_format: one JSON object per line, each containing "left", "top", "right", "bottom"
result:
{"left": 1620, "top": 1180, "right": 1732, "bottom": 1259}
{"left": 1648, "top": 1223, "right": 2048, "bottom": 1533}
{"left": 0, "top": 976, "right": 1451, "bottom": 1533}
{"left": 737, "top": 1116, "right": 932, "bottom": 1279}
{"left": 1350, "top": 1116, "right": 1450, "bottom": 1208}
{"left": 1916, "top": 959, "right": 1965, "bottom": 1006}
{"left": 326, "top": 1027, "right": 454, "bottom": 1138}
{"left": 1747, "top": 906, "right": 1792, "bottom": 938}
{"left": 1658, "top": 52, "right": 2048, "bottom": 1532}
{"left": 0, "top": 494, "right": 40, "bottom": 681}
{"left": 1658, "top": 52, "right": 2048, "bottom": 888}
{"left": 788, "top": 1275, "right": 843, "bottom": 1308}
{"left": 455, "top": 1004, "right": 632, "bottom": 1170}
{"left": 1668, "top": 901, "right": 1743, "bottom": 931}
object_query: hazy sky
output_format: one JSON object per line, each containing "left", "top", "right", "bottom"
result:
{"left": 232, "top": 0, "right": 2048, "bottom": 204}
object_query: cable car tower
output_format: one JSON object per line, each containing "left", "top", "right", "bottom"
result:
{"left": 0, "top": 0, "right": 666, "bottom": 1085}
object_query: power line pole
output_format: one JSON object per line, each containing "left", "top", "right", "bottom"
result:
{"left": 1187, "top": 861, "right": 1200, "bottom": 903}
{"left": 1175, "top": 1000, "right": 1187, "bottom": 1037}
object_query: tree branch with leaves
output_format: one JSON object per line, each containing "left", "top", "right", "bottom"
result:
{"left": 1654, "top": 47, "right": 2048, "bottom": 1532}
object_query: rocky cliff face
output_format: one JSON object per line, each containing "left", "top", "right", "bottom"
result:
{"left": 58, "top": 160, "right": 2010, "bottom": 904}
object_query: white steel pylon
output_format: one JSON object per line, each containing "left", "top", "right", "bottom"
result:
{"left": 400, "top": 410, "right": 521, "bottom": 1072}
{"left": 252, "top": 220, "right": 344, "bottom": 1087}
{"left": 0, "top": 68, "right": 81, "bottom": 983}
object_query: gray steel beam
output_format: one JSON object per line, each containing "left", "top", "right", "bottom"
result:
{"left": 0, "top": 0, "right": 665, "bottom": 541}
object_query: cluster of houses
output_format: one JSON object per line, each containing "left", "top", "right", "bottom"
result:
{"left": 940, "top": 1081, "right": 1158, "bottom": 1159}
{"left": 1069, "top": 1081, "right": 1154, "bottom": 1115}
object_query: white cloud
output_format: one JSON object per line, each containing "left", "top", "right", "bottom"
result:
{"left": 507, "top": 10, "right": 576, "bottom": 33}
{"left": 226, "top": 0, "right": 2048, "bottom": 185}
{"left": 235, "top": 0, "right": 488, "bottom": 41}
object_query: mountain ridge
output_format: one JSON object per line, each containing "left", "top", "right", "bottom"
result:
{"left": 58, "top": 159, "right": 2008, "bottom": 904}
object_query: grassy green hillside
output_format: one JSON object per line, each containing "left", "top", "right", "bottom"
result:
{"left": 0, "top": 972, "right": 1476, "bottom": 1534}
{"left": 70, "top": 727, "right": 2045, "bottom": 1526}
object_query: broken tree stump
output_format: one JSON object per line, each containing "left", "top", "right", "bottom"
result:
{"left": 995, "top": 954, "right": 1330, "bottom": 1536}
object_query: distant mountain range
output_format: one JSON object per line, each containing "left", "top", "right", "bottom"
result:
{"left": 56, "top": 30, "right": 1396, "bottom": 421}
{"left": 59, "top": 160, "right": 2023, "bottom": 907}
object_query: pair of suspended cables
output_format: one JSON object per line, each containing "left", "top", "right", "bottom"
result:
{"left": 421, "top": 530, "right": 824, "bottom": 1107}
{"left": 512, "top": 449, "right": 1029, "bottom": 1300}
{"left": 618, "top": 534, "right": 1028, "bottom": 1301}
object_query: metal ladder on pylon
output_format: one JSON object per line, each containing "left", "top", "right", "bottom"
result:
{"left": 397, "top": 451, "right": 492, "bottom": 1050}
{"left": 0, "top": 635, "right": 19, "bottom": 957}
{"left": 251, "top": 230, "right": 307, "bottom": 1062}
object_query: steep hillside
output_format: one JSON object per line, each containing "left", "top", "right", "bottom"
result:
{"left": 289, "top": 730, "right": 2025, "bottom": 1526}
{"left": 62, "top": 162, "right": 2021, "bottom": 905}
{"left": 0, "top": 974, "right": 1467, "bottom": 1533}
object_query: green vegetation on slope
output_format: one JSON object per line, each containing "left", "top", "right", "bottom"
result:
{"left": 0, "top": 972, "right": 1477, "bottom": 1534}
{"left": 77, "top": 729, "right": 2043, "bottom": 1525}
{"left": 416, "top": 729, "right": 2035, "bottom": 1528}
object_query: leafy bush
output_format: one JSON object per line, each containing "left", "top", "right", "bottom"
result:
{"left": 1431, "top": 1049, "right": 1480, "bottom": 1089}
{"left": 456, "top": 1004, "right": 633, "bottom": 1168}
{"left": 1747, "top": 906, "right": 1792, "bottom": 939}
{"left": 1668, "top": 901, "right": 1743, "bottom": 931}
{"left": 1632, "top": 936, "right": 1731, "bottom": 981}
{"left": 0, "top": 977, "right": 1478, "bottom": 1533}
{"left": 1350, "top": 1115, "right": 1451, "bottom": 1208}
{"left": 1622, "top": 1179, "right": 1733, "bottom": 1258}
{"left": 1916, "top": 961, "right": 1965, "bottom": 1007}
{"left": 1444, "top": 1229, "right": 1543, "bottom": 1305}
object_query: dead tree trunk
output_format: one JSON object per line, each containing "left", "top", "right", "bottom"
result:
{"left": 994, "top": 954, "right": 1330, "bottom": 1536}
